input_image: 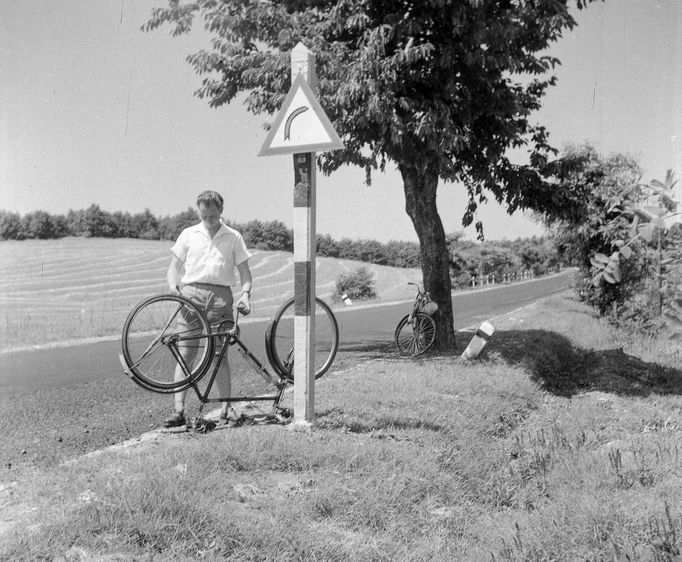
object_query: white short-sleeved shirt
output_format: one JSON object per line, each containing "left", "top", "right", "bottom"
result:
{"left": 171, "top": 222, "right": 252, "bottom": 286}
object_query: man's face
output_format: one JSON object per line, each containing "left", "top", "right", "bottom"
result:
{"left": 198, "top": 202, "right": 222, "bottom": 230}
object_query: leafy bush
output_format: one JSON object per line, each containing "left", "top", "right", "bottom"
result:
{"left": 446, "top": 232, "right": 561, "bottom": 288}
{"left": 540, "top": 143, "right": 654, "bottom": 323}
{"left": 316, "top": 233, "right": 341, "bottom": 257}
{"left": 0, "top": 211, "right": 24, "bottom": 240}
{"left": 240, "top": 219, "right": 293, "bottom": 251}
{"left": 333, "top": 267, "right": 377, "bottom": 302}
{"left": 383, "top": 240, "right": 421, "bottom": 268}
{"left": 588, "top": 170, "right": 682, "bottom": 336}
{"left": 575, "top": 256, "right": 648, "bottom": 316}
{"left": 606, "top": 290, "right": 665, "bottom": 336}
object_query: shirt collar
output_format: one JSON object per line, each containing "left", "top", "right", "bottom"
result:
{"left": 196, "top": 221, "right": 227, "bottom": 239}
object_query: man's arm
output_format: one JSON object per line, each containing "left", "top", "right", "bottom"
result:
{"left": 236, "top": 261, "right": 252, "bottom": 313}
{"left": 167, "top": 256, "right": 184, "bottom": 294}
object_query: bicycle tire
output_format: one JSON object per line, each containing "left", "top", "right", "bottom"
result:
{"left": 265, "top": 297, "right": 339, "bottom": 381}
{"left": 121, "top": 294, "right": 214, "bottom": 394}
{"left": 394, "top": 312, "right": 436, "bottom": 356}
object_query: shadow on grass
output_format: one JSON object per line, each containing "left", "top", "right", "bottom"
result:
{"left": 486, "top": 329, "right": 682, "bottom": 398}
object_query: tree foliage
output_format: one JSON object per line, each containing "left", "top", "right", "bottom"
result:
{"left": 540, "top": 143, "right": 645, "bottom": 270}
{"left": 539, "top": 143, "right": 647, "bottom": 315}
{"left": 447, "top": 232, "right": 558, "bottom": 288}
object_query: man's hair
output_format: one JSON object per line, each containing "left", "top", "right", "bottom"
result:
{"left": 196, "top": 190, "right": 224, "bottom": 209}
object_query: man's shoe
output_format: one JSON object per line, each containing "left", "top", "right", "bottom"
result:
{"left": 163, "top": 411, "right": 186, "bottom": 428}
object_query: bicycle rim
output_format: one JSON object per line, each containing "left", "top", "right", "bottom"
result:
{"left": 121, "top": 294, "right": 214, "bottom": 393}
{"left": 265, "top": 297, "right": 339, "bottom": 380}
{"left": 395, "top": 312, "right": 436, "bottom": 356}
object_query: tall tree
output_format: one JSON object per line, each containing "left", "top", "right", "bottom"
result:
{"left": 145, "top": 0, "right": 598, "bottom": 350}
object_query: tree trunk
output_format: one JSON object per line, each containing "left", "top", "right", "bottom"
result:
{"left": 400, "top": 163, "right": 457, "bottom": 351}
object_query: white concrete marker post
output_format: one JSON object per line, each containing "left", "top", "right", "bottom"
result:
{"left": 291, "top": 44, "right": 317, "bottom": 426}
{"left": 461, "top": 321, "right": 495, "bottom": 360}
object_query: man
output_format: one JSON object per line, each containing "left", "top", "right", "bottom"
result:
{"left": 164, "top": 190, "right": 252, "bottom": 428}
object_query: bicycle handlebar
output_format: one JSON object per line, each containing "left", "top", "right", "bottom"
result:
{"left": 407, "top": 282, "right": 430, "bottom": 298}
{"left": 217, "top": 304, "right": 249, "bottom": 337}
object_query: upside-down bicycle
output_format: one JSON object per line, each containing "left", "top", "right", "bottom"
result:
{"left": 119, "top": 294, "right": 339, "bottom": 428}
{"left": 394, "top": 283, "right": 438, "bottom": 356}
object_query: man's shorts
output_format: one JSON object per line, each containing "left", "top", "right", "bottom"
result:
{"left": 180, "top": 283, "right": 234, "bottom": 328}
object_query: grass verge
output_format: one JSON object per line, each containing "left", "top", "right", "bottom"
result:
{"left": 1, "top": 293, "right": 681, "bottom": 561}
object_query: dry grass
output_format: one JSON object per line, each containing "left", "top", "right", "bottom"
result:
{"left": 1, "top": 294, "right": 681, "bottom": 560}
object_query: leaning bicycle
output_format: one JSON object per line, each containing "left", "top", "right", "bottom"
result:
{"left": 119, "top": 293, "right": 338, "bottom": 425}
{"left": 394, "top": 283, "right": 437, "bottom": 356}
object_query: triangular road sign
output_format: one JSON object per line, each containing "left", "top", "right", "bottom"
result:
{"left": 258, "top": 73, "right": 344, "bottom": 156}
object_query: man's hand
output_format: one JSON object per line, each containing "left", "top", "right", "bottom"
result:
{"left": 170, "top": 284, "right": 181, "bottom": 296}
{"left": 237, "top": 292, "right": 251, "bottom": 315}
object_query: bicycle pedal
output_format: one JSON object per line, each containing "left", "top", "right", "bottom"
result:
{"left": 192, "top": 417, "right": 216, "bottom": 433}
{"left": 276, "top": 408, "right": 293, "bottom": 423}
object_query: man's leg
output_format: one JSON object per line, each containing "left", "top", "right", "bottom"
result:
{"left": 165, "top": 284, "right": 212, "bottom": 427}
{"left": 215, "top": 352, "right": 233, "bottom": 420}
{"left": 208, "top": 281, "right": 235, "bottom": 422}
{"left": 163, "top": 345, "right": 196, "bottom": 427}
{"left": 173, "top": 364, "right": 189, "bottom": 413}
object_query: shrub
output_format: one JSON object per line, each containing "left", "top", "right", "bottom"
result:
{"left": 384, "top": 240, "right": 421, "bottom": 268}
{"left": 316, "top": 233, "right": 341, "bottom": 257}
{"left": 240, "top": 219, "right": 292, "bottom": 251}
{"left": 606, "top": 290, "right": 665, "bottom": 336}
{"left": 333, "top": 267, "right": 377, "bottom": 302}
{"left": 0, "top": 211, "right": 25, "bottom": 240}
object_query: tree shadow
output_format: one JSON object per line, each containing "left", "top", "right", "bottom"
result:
{"left": 484, "top": 329, "right": 682, "bottom": 398}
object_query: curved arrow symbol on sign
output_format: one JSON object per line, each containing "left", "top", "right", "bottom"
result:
{"left": 284, "top": 106, "right": 309, "bottom": 140}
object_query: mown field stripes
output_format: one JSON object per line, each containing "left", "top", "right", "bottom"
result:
{"left": 0, "top": 238, "right": 422, "bottom": 351}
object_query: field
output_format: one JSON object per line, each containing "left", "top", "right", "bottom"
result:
{"left": 0, "top": 237, "right": 421, "bottom": 353}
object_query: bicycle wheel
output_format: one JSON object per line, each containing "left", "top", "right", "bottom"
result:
{"left": 265, "top": 297, "right": 339, "bottom": 381}
{"left": 394, "top": 312, "right": 436, "bottom": 356}
{"left": 121, "top": 294, "right": 214, "bottom": 393}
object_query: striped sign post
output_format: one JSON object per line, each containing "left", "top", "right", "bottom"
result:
{"left": 258, "top": 43, "right": 344, "bottom": 425}
{"left": 291, "top": 45, "right": 317, "bottom": 425}
{"left": 292, "top": 150, "right": 316, "bottom": 424}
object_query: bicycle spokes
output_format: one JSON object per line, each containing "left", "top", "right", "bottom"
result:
{"left": 265, "top": 297, "right": 339, "bottom": 381}
{"left": 395, "top": 312, "right": 436, "bottom": 356}
{"left": 121, "top": 295, "right": 213, "bottom": 393}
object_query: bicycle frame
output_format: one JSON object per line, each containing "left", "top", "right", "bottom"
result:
{"left": 407, "top": 283, "right": 428, "bottom": 321}
{"left": 128, "top": 308, "right": 289, "bottom": 417}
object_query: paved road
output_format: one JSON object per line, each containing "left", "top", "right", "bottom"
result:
{"left": 0, "top": 271, "right": 571, "bottom": 396}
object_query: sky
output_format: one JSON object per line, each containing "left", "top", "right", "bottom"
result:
{"left": 0, "top": 0, "right": 680, "bottom": 243}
